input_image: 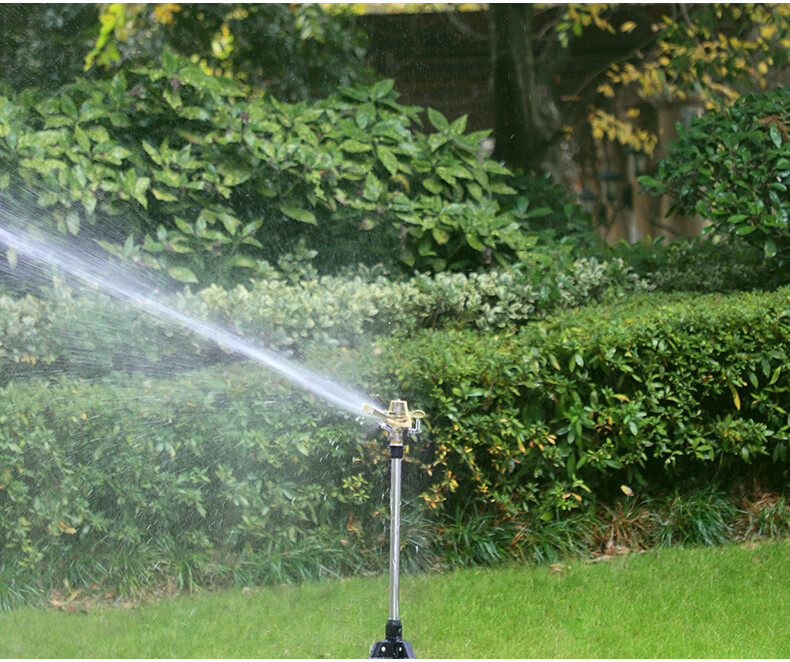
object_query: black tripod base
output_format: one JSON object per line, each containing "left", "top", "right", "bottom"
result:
{"left": 369, "top": 619, "right": 415, "bottom": 659}
{"left": 369, "top": 638, "right": 415, "bottom": 659}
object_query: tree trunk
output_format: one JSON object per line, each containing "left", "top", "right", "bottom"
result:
{"left": 491, "top": 4, "right": 561, "bottom": 172}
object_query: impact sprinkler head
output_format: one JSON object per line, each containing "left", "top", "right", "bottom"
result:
{"left": 363, "top": 400, "right": 425, "bottom": 441}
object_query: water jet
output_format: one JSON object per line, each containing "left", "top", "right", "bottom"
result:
{"left": 0, "top": 219, "right": 374, "bottom": 417}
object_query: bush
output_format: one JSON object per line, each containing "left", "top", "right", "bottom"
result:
{"left": 640, "top": 86, "right": 790, "bottom": 263}
{"left": 603, "top": 237, "right": 787, "bottom": 294}
{"left": 0, "top": 364, "right": 407, "bottom": 583}
{"left": 375, "top": 288, "right": 790, "bottom": 521}
{"left": 2, "top": 287, "right": 790, "bottom": 604}
{"left": 0, "top": 50, "right": 590, "bottom": 285}
{"left": 0, "top": 255, "right": 648, "bottom": 383}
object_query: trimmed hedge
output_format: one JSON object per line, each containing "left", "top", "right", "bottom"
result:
{"left": 2, "top": 287, "right": 790, "bottom": 605}
{"left": 0, "top": 365, "right": 399, "bottom": 588}
{"left": 378, "top": 288, "right": 790, "bottom": 519}
{"left": 0, "top": 256, "right": 646, "bottom": 383}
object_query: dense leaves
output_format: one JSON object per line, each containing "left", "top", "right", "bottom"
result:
{"left": 86, "top": 4, "right": 374, "bottom": 103}
{"left": 0, "top": 257, "right": 646, "bottom": 383}
{"left": 2, "top": 286, "right": 790, "bottom": 596}
{"left": 640, "top": 87, "right": 790, "bottom": 262}
{"left": 380, "top": 288, "right": 790, "bottom": 521}
{"left": 0, "top": 50, "right": 581, "bottom": 284}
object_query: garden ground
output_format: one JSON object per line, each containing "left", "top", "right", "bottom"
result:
{"left": 2, "top": 540, "right": 789, "bottom": 658}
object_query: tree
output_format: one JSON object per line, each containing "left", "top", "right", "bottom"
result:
{"left": 489, "top": 3, "right": 654, "bottom": 173}
{"left": 0, "top": 4, "right": 98, "bottom": 93}
{"left": 83, "top": 3, "right": 374, "bottom": 102}
{"left": 591, "top": 4, "right": 790, "bottom": 155}
{"left": 640, "top": 86, "right": 790, "bottom": 263}
{"left": 489, "top": 3, "right": 790, "bottom": 175}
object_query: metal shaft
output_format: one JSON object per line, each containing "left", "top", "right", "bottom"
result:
{"left": 388, "top": 454, "right": 402, "bottom": 622}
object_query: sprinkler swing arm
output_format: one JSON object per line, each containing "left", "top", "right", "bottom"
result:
{"left": 363, "top": 400, "right": 424, "bottom": 660}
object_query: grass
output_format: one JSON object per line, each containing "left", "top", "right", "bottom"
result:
{"left": 2, "top": 540, "right": 789, "bottom": 658}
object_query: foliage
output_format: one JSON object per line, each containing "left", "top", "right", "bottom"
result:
{"left": 0, "top": 49, "right": 571, "bottom": 284}
{"left": 377, "top": 288, "right": 790, "bottom": 521}
{"left": 84, "top": 4, "right": 374, "bottom": 102}
{"left": 640, "top": 87, "right": 790, "bottom": 262}
{"left": 2, "top": 286, "right": 790, "bottom": 603}
{"left": 601, "top": 236, "right": 789, "bottom": 294}
{"left": 588, "top": 4, "right": 790, "bottom": 156}
{"left": 0, "top": 256, "right": 647, "bottom": 383}
{"left": 0, "top": 364, "right": 399, "bottom": 581}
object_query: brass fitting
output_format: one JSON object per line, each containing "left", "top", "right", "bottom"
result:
{"left": 363, "top": 400, "right": 425, "bottom": 441}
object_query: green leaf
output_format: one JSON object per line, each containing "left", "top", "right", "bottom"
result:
{"left": 167, "top": 266, "right": 198, "bottom": 283}
{"left": 765, "top": 238, "right": 777, "bottom": 258}
{"left": 450, "top": 114, "right": 468, "bottom": 135}
{"left": 228, "top": 254, "right": 259, "bottom": 269}
{"left": 279, "top": 205, "right": 317, "bottom": 225}
{"left": 465, "top": 232, "right": 484, "bottom": 251}
{"left": 370, "top": 79, "right": 395, "bottom": 100}
{"left": 65, "top": 212, "right": 81, "bottom": 235}
{"left": 339, "top": 139, "right": 372, "bottom": 153}
{"left": 769, "top": 123, "right": 783, "bottom": 149}
{"left": 427, "top": 108, "right": 450, "bottom": 133}
{"left": 377, "top": 144, "right": 399, "bottom": 177}
{"left": 431, "top": 227, "right": 450, "bottom": 245}
{"left": 363, "top": 172, "right": 384, "bottom": 201}
{"left": 423, "top": 177, "right": 444, "bottom": 194}
{"left": 133, "top": 176, "right": 150, "bottom": 208}
{"left": 152, "top": 188, "right": 178, "bottom": 202}
{"left": 356, "top": 102, "right": 376, "bottom": 129}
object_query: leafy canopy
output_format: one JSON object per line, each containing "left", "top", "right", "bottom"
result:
{"left": 0, "top": 49, "right": 584, "bottom": 285}
{"left": 640, "top": 86, "right": 790, "bottom": 263}
{"left": 560, "top": 4, "right": 790, "bottom": 155}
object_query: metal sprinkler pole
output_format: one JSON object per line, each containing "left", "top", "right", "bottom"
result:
{"left": 364, "top": 401, "right": 423, "bottom": 660}
{"left": 388, "top": 437, "right": 402, "bottom": 626}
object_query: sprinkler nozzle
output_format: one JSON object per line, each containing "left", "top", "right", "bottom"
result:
{"left": 363, "top": 400, "right": 424, "bottom": 438}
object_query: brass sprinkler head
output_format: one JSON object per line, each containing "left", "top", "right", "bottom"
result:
{"left": 363, "top": 400, "right": 425, "bottom": 443}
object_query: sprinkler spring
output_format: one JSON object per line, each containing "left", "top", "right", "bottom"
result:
{"left": 364, "top": 400, "right": 424, "bottom": 659}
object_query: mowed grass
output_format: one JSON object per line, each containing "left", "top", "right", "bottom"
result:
{"left": 2, "top": 540, "right": 789, "bottom": 659}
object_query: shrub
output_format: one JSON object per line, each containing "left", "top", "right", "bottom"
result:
{"left": 640, "top": 86, "right": 790, "bottom": 263}
{"left": 376, "top": 288, "right": 790, "bottom": 522}
{"left": 2, "top": 287, "right": 790, "bottom": 603}
{"left": 0, "top": 50, "right": 589, "bottom": 284}
{"left": 603, "top": 237, "right": 787, "bottom": 294}
{"left": 0, "top": 364, "right": 405, "bottom": 581}
{"left": 0, "top": 256, "right": 648, "bottom": 383}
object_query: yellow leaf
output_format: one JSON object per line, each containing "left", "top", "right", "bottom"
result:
{"left": 620, "top": 20, "right": 637, "bottom": 33}
{"left": 597, "top": 83, "right": 615, "bottom": 98}
{"left": 621, "top": 484, "right": 634, "bottom": 497}
{"left": 730, "top": 383, "right": 741, "bottom": 411}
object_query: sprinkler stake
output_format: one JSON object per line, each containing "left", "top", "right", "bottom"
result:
{"left": 364, "top": 401, "right": 423, "bottom": 659}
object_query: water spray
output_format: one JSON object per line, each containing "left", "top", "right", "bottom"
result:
{"left": 363, "top": 400, "right": 424, "bottom": 660}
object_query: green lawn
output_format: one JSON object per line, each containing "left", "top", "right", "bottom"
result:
{"left": 2, "top": 541, "right": 789, "bottom": 658}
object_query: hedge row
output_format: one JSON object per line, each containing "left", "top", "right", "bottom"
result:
{"left": 0, "top": 365, "right": 392, "bottom": 585}
{"left": 376, "top": 288, "right": 790, "bottom": 519}
{"left": 0, "top": 255, "right": 646, "bottom": 383}
{"left": 2, "top": 288, "right": 790, "bottom": 603}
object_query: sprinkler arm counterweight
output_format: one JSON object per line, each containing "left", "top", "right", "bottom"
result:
{"left": 366, "top": 400, "right": 422, "bottom": 659}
